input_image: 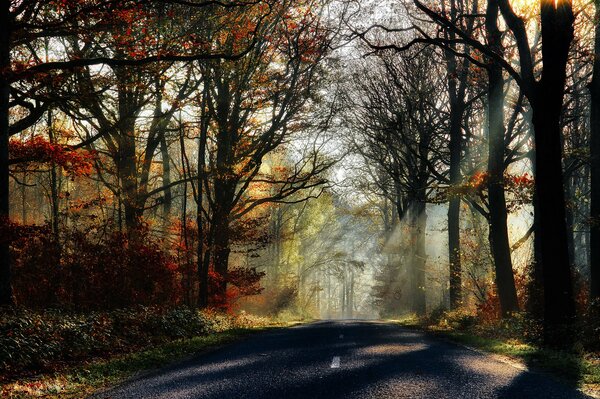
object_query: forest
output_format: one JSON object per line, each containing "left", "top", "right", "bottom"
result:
{"left": 1, "top": 0, "right": 600, "bottom": 397}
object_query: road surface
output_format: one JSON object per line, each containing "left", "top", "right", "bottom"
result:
{"left": 93, "top": 320, "right": 592, "bottom": 399}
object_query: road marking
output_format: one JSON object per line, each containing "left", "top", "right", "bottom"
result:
{"left": 330, "top": 356, "right": 340, "bottom": 368}
{"left": 339, "top": 334, "right": 344, "bottom": 339}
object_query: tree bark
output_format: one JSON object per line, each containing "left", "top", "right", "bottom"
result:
{"left": 532, "top": 0, "right": 576, "bottom": 346}
{"left": 117, "top": 118, "right": 141, "bottom": 232}
{"left": 197, "top": 87, "right": 210, "bottom": 308}
{"left": 485, "top": 0, "right": 519, "bottom": 316}
{"left": 448, "top": 182, "right": 462, "bottom": 308}
{"left": 48, "top": 110, "right": 61, "bottom": 244}
{"left": 590, "top": 0, "right": 600, "bottom": 303}
{"left": 413, "top": 201, "right": 427, "bottom": 315}
{"left": 160, "top": 135, "right": 172, "bottom": 222}
{"left": 0, "top": 2, "right": 13, "bottom": 306}
{"left": 447, "top": 84, "right": 464, "bottom": 311}
{"left": 211, "top": 178, "right": 233, "bottom": 307}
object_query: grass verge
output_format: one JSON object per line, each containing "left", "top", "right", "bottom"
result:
{"left": 0, "top": 325, "right": 283, "bottom": 399}
{"left": 392, "top": 316, "right": 600, "bottom": 398}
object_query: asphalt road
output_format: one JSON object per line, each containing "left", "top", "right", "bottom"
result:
{"left": 93, "top": 320, "right": 593, "bottom": 399}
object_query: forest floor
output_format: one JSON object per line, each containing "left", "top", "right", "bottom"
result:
{"left": 393, "top": 315, "right": 600, "bottom": 398}
{"left": 0, "top": 308, "right": 297, "bottom": 399}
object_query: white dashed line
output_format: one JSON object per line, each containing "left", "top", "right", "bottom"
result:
{"left": 330, "top": 356, "right": 341, "bottom": 368}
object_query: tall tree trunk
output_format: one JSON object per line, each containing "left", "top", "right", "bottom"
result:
{"left": 532, "top": 102, "right": 575, "bottom": 343}
{"left": 527, "top": 124, "right": 545, "bottom": 318}
{"left": 486, "top": 0, "right": 519, "bottom": 316}
{"left": 180, "top": 149, "right": 190, "bottom": 305}
{"left": 413, "top": 201, "right": 427, "bottom": 315}
{"left": 443, "top": 0, "right": 473, "bottom": 311}
{"left": 590, "top": 0, "right": 600, "bottom": 304}
{"left": 0, "top": 2, "right": 13, "bottom": 306}
{"left": 160, "top": 136, "right": 172, "bottom": 223}
{"left": 531, "top": 0, "right": 576, "bottom": 346}
{"left": 527, "top": 192, "right": 545, "bottom": 314}
{"left": 114, "top": 67, "right": 143, "bottom": 234}
{"left": 117, "top": 122, "right": 141, "bottom": 232}
{"left": 48, "top": 110, "right": 60, "bottom": 244}
{"left": 448, "top": 104, "right": 462, "bottom": 309}
{"left": 197, "top": 87, "right": 210, "bottom": 309}
{"left": 565, "top": 179, "right": 576, "bottom": 267}
{"left": 211, "top": 190, "right": 231, "bottom": 307}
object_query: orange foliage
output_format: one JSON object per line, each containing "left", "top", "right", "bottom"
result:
{"left": 4, "top": 220, "right": 180, "bottom": 309}
{"left": 477, "top": 271, "right": 529, "bottom": 323}
{"left": 9, "top": 136, "right": 95, "bottom": 177}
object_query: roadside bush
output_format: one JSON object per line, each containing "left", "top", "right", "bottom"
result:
{"left": 10, "top": 224, "right": 180, "bottom": 310}
{"left": 0, "top": 306, "right": 267, "bottom": 376}
{"left": 426, "top": 305, "right": 448, "bottom": 326}
{"left": 582, "top": 299, "right": 600, "bottom": 351}
{"left": 437, "top": 309, "right": 478, "bottom": 331}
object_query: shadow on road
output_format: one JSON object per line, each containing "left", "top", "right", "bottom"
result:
{"left": 93, "top": 321, "right": 592, "bottom": 399}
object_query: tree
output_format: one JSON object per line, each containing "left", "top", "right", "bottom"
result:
{"left": 0, "top": 0, "right": 273, "bottom": 306}
{"left": 497, "top": 0, "right": 576, "bottom": 345}
{"left": 352, "top": 0, "right": 480, "bottom": 310}
{"left": 395, "top": 0, "right": 576, "bottom": 346}
{"left": 194, "top": 0, "right": 337, "bottom": 307}
{"left": 346, "top": 47, "right": 447, "bottom": 315}
{"left": 484, "top": 0, "right": 519, "bottom": 316}
{"left": 590, "top": 0, "right": 600, "bottom": 306}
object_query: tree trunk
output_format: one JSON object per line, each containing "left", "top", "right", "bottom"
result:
{"left": 532, "top": 101, "right": 575, "bottom": 344}
{"left": 533, "top": 1, "right": 576, "bottom": 346}
{"left": 448, "top": 102, "right": 463, "bottom": 310}
{"left": 48, "top": 110, "right": 61, "bottom": 245}
{"left": 160, "top": 136, "right": 172, "bottom": 223}
{"left": 565, "top": 179, "right": 576, "bottom": 268}
{"left": 442, "top": 0, "right": 473, "bottom": 311}
{"left": 590, "top": 0, "right": 600, "bottom": 303}
{"left": 448, "top": 197, "right": 461, "bottom": 308}
{"left": 486, "top": 1, "right": 519, "bottom": 316}
{"left": 527, "top": 130, "right": 545, "bottom": 318}
{"left": 197, "top": 86, "right": 210, "bottom": 309}
{"left": 117, "top": 123, "right": 141, "bottom": 232}
{"left": 0, "top": 2, "right": 13, "bottom": 306}
{"left": 413, "top": 201, "right": 427, "bottom": 315}
{"left": 530, "top": 196, "right": 544, "bottom": 315}
{"left": 211, "top": 197, "right": 231, "bottom": 307}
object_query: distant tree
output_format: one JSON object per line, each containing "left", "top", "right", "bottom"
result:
{"left": 346, "top": 47, "right": 447, "bottom": 315}
{"left": 353, "top": 0, "right": 480, "bottom": 310}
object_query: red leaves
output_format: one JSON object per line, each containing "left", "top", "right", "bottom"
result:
{"left": 10, "top": 224, "right": 180, "bottom": 309}
{"left": 467, "top": 171, "right": 489, "bottom": 190}
{"left": 476, "top": 272, "right": 529, "bottom": 323}
{"left": 0, "top": 217, "right": 52, "bottom": 245}
{"left": 9, "top": 136, "right": 95, "bottom": 177}
{"left": 207, "top": 267, "right": 265, "bottom": 312}
{"left": 227, "top": 267, "right": 265, "bottom": 297}
{"left": 506, "top": 172, "right": 534, "bottom": 189}
{"left": 443, "top": 171, "right": 534, "bottom": 210}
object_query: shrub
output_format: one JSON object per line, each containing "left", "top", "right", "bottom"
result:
{"left": 582, "top": 299, "right": 600, "bottom": 351}
{"left": 443, "top": 309, "right": 478, "bottom": 330}
{"left": 10, "top": 224, "right": 180, "bottom": 310}
{"left": 426, "top": 305, "right": 448, "bottom": 326}
{"left": 0, "top": 306, "right": 265, "bottom": 375}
